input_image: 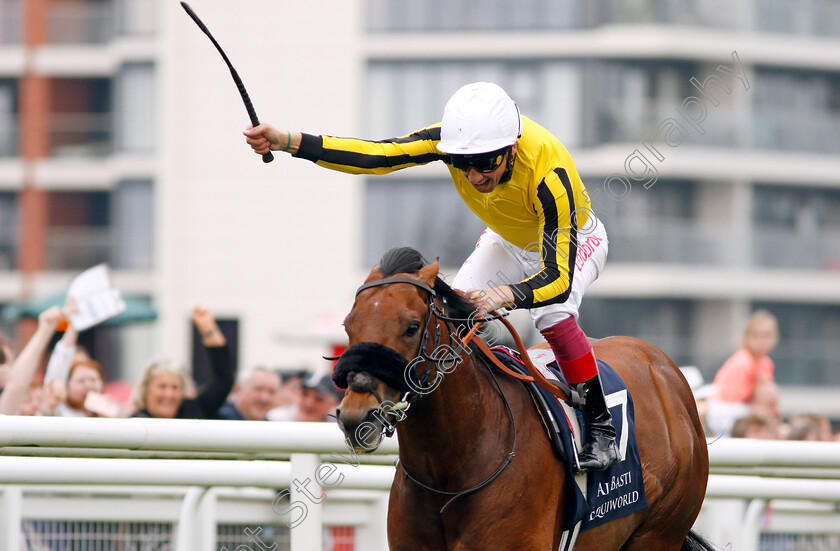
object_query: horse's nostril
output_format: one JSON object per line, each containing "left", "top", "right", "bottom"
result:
{"left": 337, "top": 407, "right": 383, "bottom": 439}
{"left": 349, "top": 371, "right": 377, "bottom": 393}
{"left": 365, "top": 408, "right": 380, "bottom": 424}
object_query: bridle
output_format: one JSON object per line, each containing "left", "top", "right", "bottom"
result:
{"left": 343, "top": 277, "right": 459, "bottom": 430}
{"left": 347, "top": 276, "right": 514, "bottom": 419}
{"left": 341, "top": 275, "right": 520, "bottom": 513}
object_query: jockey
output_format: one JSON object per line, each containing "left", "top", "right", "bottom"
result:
{"left": 244, "top": 82, "right": 619, "bottom": 472}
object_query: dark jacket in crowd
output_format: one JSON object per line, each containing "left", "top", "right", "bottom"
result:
{"left": 133, "top": 345, "right": 234, "bottom": 419}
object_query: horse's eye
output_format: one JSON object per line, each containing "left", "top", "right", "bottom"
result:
{"left": 406, "top": 320, "right": 422, "bottom": 338}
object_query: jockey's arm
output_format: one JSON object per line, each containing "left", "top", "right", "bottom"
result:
{"left": 244, "top": 123, "right": 446, "bottom": 175}
{"left": 507, "top": 168, "right": 577, "bottom": 309}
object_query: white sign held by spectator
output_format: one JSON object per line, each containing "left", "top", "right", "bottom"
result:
{"left": 67, "top": 264, "right": 126, "bottom": 331}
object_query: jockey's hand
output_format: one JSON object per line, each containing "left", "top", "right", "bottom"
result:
{"left": 243, "top": 124, "right": 298, "bottom": 155}
{"left": 464, "top": 286, "right": 515, "bottom": 315}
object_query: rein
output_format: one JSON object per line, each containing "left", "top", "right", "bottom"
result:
{"left": 399, "top": 357, "right": 517, "bottom": 514}
{"left": 463, "top": 316, "right": 570, "bottom": 402}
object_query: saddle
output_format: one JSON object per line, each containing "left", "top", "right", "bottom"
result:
{"left": 487, "top": 344, "right": 649, "bottom": 534}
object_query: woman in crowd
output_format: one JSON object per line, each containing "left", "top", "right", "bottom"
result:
{"left": 131, "top": 306, "right": 234, "bottom": 419}
{"left": 52, "top": 358, "right": 109, "bottom": 417}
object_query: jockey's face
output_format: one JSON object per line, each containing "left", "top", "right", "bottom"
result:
{"left": 460, "top": 145, "right": 516, "bottom": 194}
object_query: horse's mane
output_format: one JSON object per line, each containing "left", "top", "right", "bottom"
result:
{"left": 379, "top": 247, "right": 476, "bottom": 325}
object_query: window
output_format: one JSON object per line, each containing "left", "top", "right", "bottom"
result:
{"left": 752, "top": 302, "right": 840, "bottom": 386}
{"left": 0, "top": 192, "right": 17, "bottom": 270}
{"left": 752, "top": 185, "right": 840, "bottom": 270}
{"left": 586, "top": 60, "right": 741, "bottom": 148}
{"left": 753, "top": 69, "right": 840, "bottom": 153}
{"left": 366, "top": 0, "right": 579, "bottom": 31}
{"left": 364, "top": 179, "right": 486, "bottom": 268}
{"left": 46, "top": 0, "right": 115, "bottom": 44}
{"left": 49, "top": 78, "right": 112, "bottom": 157}
{"left": 755, "top": 0, "right": 840, "bottom": 37}
{"left": 114, "top": 63, "right": 155, "bottom": 153}
{"left": 115, "top": 0, "right": 157, "bottom": 36}
{"left": 0, "top": 78, "right": 17, "bottom": 157}
{"left": 590, "top": 179, "right": 732, "bottom": 265}
{"left": 112, "top": 180, "right": 154, "bottom": 269}
{"left": 366, "top": 60, "right": 581, "bottom": 146}
{"left": 46, "top": 191, "right": 111, "bottom": 270}
{"left": 579, "top": 297, "right": 696, "bottom": 367}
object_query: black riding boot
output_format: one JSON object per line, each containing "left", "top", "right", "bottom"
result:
{"left": 576, "top": 374, "right": 620, "bottom": 472}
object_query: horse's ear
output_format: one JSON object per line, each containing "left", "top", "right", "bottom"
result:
{"left": 364, "top": 263, "right": 384, "bottom": 284}
{"left": 417, "top": 260, "right": 439, "bottom": 287}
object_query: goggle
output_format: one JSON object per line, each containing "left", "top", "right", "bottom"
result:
{"left": 448, "top": 149, "right": 507, "bottom": 173}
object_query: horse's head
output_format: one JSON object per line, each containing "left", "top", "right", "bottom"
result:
{"left": 333, "top": 247, "right": 470, "bottom": 453}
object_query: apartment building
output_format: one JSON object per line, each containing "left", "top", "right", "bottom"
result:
{"left": 0, "top": 0, "right": 156, "bottom": 379}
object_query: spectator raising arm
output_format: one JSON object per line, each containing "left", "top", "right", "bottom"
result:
{"left": 131, "top": 306, "right": 235, "bottom": 420}
{"left": 44, "top": 320, "right": 79, "bottom": 385}
{"left": 191, "top": 306, "right": 235, "bottom": 419}
{"left": 0, "top": 306, "right": 62, "bottom": 415}
{"left": 0, "top": 331, "right": 15, "bottom": 392}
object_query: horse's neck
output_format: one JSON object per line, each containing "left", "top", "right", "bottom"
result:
{"left": 397, "top": 351, "right": 505, "bottom": 481}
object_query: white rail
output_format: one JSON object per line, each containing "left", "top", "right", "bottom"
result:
{"left": 0, "top": 415, "right": 399, "bottom": 454}
{"left": 0, "top": 455, "right": 395, "bottom": 490}
{"left": 3, "top": 416, "right": 840, "bottom": 551}
{"left": 707, "top": 438, "right": 840, "bottom": 468}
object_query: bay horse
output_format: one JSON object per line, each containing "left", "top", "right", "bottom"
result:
{"left": 334, "top": 247, "right": 712, "bottom": 551}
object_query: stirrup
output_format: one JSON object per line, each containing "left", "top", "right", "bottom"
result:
{"left": 576, "top": 437, "right": 619, "bottom": 472}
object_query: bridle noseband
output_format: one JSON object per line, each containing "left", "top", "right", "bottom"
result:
{"left": 336, "top": 276, "right": 457, "bottom": 434}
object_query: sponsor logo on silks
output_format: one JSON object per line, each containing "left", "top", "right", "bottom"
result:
{"left": 575, "top": 235, "right": 603, "bottom": 273}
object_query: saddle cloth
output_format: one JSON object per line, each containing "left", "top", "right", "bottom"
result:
{"left": 490, "top": 346, "right": 648, "bottom": 532}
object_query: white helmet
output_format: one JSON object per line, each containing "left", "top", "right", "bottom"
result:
{"left": 437, "top": 82, "right": 522, "bottom": 155}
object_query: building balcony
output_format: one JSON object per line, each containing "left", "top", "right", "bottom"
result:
{"left": 605, "top": 220, "right": 840, "bottom": 271}
{"left": 605, "top": 222, "right": 737, "bottom": 266}
{"left": 49, "top": 112, "right": 113, "bottom": 157}
{"left": 366, "top": 0, "right": 840, "bottom": 37}
{"left": 45, "top": 225, "right": 111, "bottom": 270}
{"left": 47, "top": 0, "right": 116, "bottom": 45}
{"left": 753, "top": 227, "right": 840, "bottom": 271}
{"left": 594, "top": 99, "right": 743, "bottom": 150}
{"left": 45, "top": 224, "right": 153, "bottom": 273}
{"left": 44, "top": 0, "right": 156, "bottom": 45}
{"left": 753, "top": 107, "right": 840, "bottom": 154}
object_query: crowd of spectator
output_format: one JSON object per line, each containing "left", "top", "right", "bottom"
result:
{"left": 0, "top": 303, "right": 343, "bottom": 424}
{"left": 1, "top": 305, "right": 838, "bottom": 442}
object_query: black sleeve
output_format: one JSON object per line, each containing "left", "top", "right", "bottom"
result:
{"left": 192, "top": 345, "right": 235, "bottom": 419}
{"left": 291, "top": 127, "right": 446, "bottom": 174}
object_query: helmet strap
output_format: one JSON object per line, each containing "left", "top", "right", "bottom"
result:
{"left": 499, "top": 146, "right": 516, "bottom": 184}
